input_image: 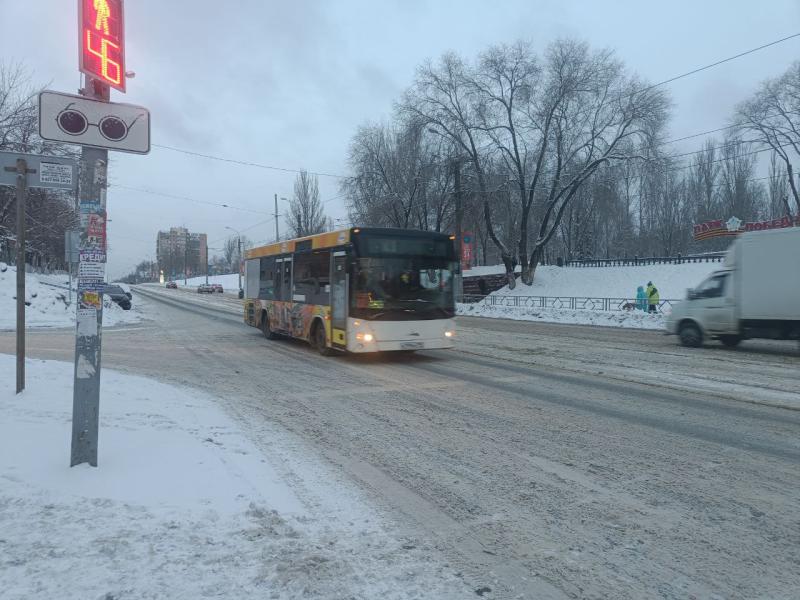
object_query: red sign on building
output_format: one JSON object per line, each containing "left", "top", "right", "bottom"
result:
{"left": 79, "top": 0, "right": 126, "bottom": 92}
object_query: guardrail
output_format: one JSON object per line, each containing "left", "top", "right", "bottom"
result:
{"left": 460, "top": 294, "right": 680, "bottom": 313}
{"left": 565, "top": 252, "right": 725, "bottom": 268}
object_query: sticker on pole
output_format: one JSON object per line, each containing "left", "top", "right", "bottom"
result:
{"left": 39, "top": 90, "right": 150, "bottom": 154}
{"left": 79, "top": 261, "right": 106, "bottom": 279}
{"left": 77, "top": 308, "right": 98, "bottom": 337}
{"left": 39, "top": 162, "right": 74, "bottom": 186}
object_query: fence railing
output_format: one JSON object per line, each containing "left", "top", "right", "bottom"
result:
{"left": 459, "top": 294, "right": 680, "bottom": 313}
{"left": 565, "top": 252, "right": 725, "bottom": 268}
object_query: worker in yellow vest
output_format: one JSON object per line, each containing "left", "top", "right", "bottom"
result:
{"left": 646, "top": 281, "right": 660, "bottom": 313}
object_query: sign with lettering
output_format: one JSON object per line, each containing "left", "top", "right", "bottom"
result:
{"left": 79, "top": 261, "right": 106, "bottom": 279}
{"left": 693, "top": 215, "right": 800, "bottom": 241}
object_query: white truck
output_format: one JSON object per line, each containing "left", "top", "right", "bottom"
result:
{"left": 667, "top": 227, "right": 800, "bottom": 348}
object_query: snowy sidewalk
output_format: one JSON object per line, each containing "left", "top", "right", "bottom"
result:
{"left": 0, "top": 356, "right": 467, "bottom": 599}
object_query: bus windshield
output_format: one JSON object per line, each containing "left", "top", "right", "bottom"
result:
{"left": 352, "top": 257, "right": 455, "bottom": 320}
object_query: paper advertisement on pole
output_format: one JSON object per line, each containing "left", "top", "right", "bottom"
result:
{"left": 78, "top": 261, "right": 106, "bottom": 279}
{"left": 76, "top": 308, "right": 98, "bottom": 337}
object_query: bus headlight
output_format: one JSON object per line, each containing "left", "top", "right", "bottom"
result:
{"left": 356, "top": 332, "right": 374, "bottom": 342}
{"left": 444, "top": 330, "right": 455, "bottom": 338}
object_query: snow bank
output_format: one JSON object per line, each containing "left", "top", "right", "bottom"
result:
{"left": 459, "top": 261, "right": 723, "bottom": 329}
{"left": 458, "top": 302, "right": 667, "bottom": 330}
{"left": 173, "top": 272, "right": 241, "bottom": 291}
{"left": 0, "top": 266, "right": 143, "bottom": 329}
{"left": 0, "top": 356, "right": 468, "bottom": 599}
{"left": 492, "top": 262, "right": 722, "bottom": 299}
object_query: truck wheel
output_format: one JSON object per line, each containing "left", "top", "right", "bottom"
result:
{"left": 719, "top": 335, "right": 741, "bottom": 348}
{"left": 261, "top": 313, "right": 278, "bottom": 340}
{"left": 679, "top": 323, "right": 702, "bottom": 348}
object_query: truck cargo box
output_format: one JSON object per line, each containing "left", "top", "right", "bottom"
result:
{"left": 726, "top": 228, "right": 800, "bottom": 321}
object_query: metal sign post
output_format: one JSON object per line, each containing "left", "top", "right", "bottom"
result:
{"left": 12, "top": 160, "right": 29, "bottom": 394}
{"left": 1, "top": 152, "right": 78, "bottom": 394}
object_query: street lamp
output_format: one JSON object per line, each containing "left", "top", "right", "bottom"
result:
{"left": 225, "top": 225, "right": 243, "bottom": 295}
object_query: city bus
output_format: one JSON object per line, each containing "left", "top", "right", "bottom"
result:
{"left": 242, "top": 227, "right": 457, "bottom": 354}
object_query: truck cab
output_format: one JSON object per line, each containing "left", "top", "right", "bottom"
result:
{"left": 667, "top": 270, "right": 741, "bottom": 347}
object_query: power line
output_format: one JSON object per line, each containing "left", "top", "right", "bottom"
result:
{"left": 111, "top": 184, "right": 274, "bottom": 215}
{"left": 151, "top": 144, "right": 348, "bottom": 179}
{"left": 638, "top": 32, "right": 800, "bottom": 94}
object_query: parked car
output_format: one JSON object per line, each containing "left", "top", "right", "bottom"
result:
{"left": 116, "top": 282, "right": 133, "bottom": 300}
{"left": 211, "top": 283, "right": 223, "bottom": 293}
{"left": 197, "top": 284, "right": 214, "bottom": 294}
{"left": 166, "top": 281, "right": 178, "bottom": 289}
{"left": 104, "top": 284, "right": 132, "bottom": 310}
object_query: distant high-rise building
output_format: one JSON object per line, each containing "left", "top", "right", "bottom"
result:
{"left": 156, "top": 227, "right": 207, "bottom": 280}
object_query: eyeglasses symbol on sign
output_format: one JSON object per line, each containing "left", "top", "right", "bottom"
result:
{"left": 56, "top": 103, "right": 145, "bottom": 142}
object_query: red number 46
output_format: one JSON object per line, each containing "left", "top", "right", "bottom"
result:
{"left": 85, "top": 29, "right": 122, "bottom": 85}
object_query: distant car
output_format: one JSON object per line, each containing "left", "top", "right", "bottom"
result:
{"left": 166, "top": 281, "right": 178, "bottom": 289}
{"left": 211, "top": 283, "right": 223, "bottom": 293}
{"left": 104, "top": 284, "right": 132, "bottom": 310}
{"left": 197, "top": 284, "right": 214, "bottom": 294}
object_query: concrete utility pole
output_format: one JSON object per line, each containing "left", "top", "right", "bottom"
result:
{"left": 184, "top": 235, "right": 188, "bottom": 285}
{"left": 237, "top": 236, "right": 242, "bottom": 292}
{"left": 274, "top": 193, "right": 280, "bottom": 241}
{"left": 453, "top": 159, "right": 464, "bottom": 302}
{"left": 71, "top": 77, "right": 109, "bottom": 467}
{"left": 14, "top": 159, "right": 29, "bottom": 393}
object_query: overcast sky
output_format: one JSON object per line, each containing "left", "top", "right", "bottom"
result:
{"left": 2, "top": 0, "right": 799, "bottom": 278}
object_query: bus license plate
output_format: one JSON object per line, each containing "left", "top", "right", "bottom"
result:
{"left": 400, "top": 341, "right": 424, "bottom": 349}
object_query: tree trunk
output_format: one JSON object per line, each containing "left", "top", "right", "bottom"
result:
{"left": 525, "top": 245, "right": 543, "bottom": 283}
{"left": 518, "top": 210, "right": 532, "bottom": 285}
{"left": 787, "top": 163, "right": 799, "bottom": 215}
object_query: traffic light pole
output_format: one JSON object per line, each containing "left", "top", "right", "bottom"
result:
{"left": 71, "top": 77, "right": 109, "bottom": 467}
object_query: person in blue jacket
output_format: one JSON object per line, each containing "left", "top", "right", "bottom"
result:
{"left": 636, "top": 285, "right": 648, "bottom": 311}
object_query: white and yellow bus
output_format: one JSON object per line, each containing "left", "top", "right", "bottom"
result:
{"left": 243, "top": 227, "right": 457, "bottom": 354}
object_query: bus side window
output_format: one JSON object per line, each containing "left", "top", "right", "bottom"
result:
{"left": 259, "top": 256, "right": 275, "bottom": 300}
{"left": 293, "top": 251, "right": 331, "bottom": 305}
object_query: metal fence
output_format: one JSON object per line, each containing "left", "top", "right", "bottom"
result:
{"left": 459, "top": 294, "right": 680, "bottom": 313}
{"left": 565, "top": 252, "right": 725, "bottom": 268}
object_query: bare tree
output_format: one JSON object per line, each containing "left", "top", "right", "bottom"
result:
{"left": 222, "top": 234, "right": 252, "bottom": 271}
{"left": 767, "top": 151, "right": 791, "bottom": 218}
{"left": 401, "top": 40, "right": 669, "bottom": 286}
{"left": 736, "top": 61, "right": 800, "bottom": 214}
{"left": 288, "top": 170, "right": 326, "bottom": 237}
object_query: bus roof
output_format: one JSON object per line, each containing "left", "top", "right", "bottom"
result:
{"left": 245, "top": 227, "right": 455, "bottom": 260}
{"left": 245, "top": 228, "right": 351, "bottom": 259}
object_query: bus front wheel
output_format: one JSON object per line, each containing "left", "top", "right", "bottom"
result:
{"left": 313, "top": 321, "right": 334, "bottom": 356}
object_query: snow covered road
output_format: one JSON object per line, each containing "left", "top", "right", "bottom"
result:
{"left": 1, "top": 286, "right": 798, "bottom": 599}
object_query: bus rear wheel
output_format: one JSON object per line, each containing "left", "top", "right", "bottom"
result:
{"left": 313, "top": 321, "right": 333, "bottom": 356}
{"left": 261, "top": 313, "right": 278, "bottom": 340}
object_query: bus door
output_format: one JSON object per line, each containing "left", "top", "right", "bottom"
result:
{"left": 273, "top": 256, "right": 293, "bottom": 331}
{"left": 330, "top": 251, "right": 348, "bottom": 348}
